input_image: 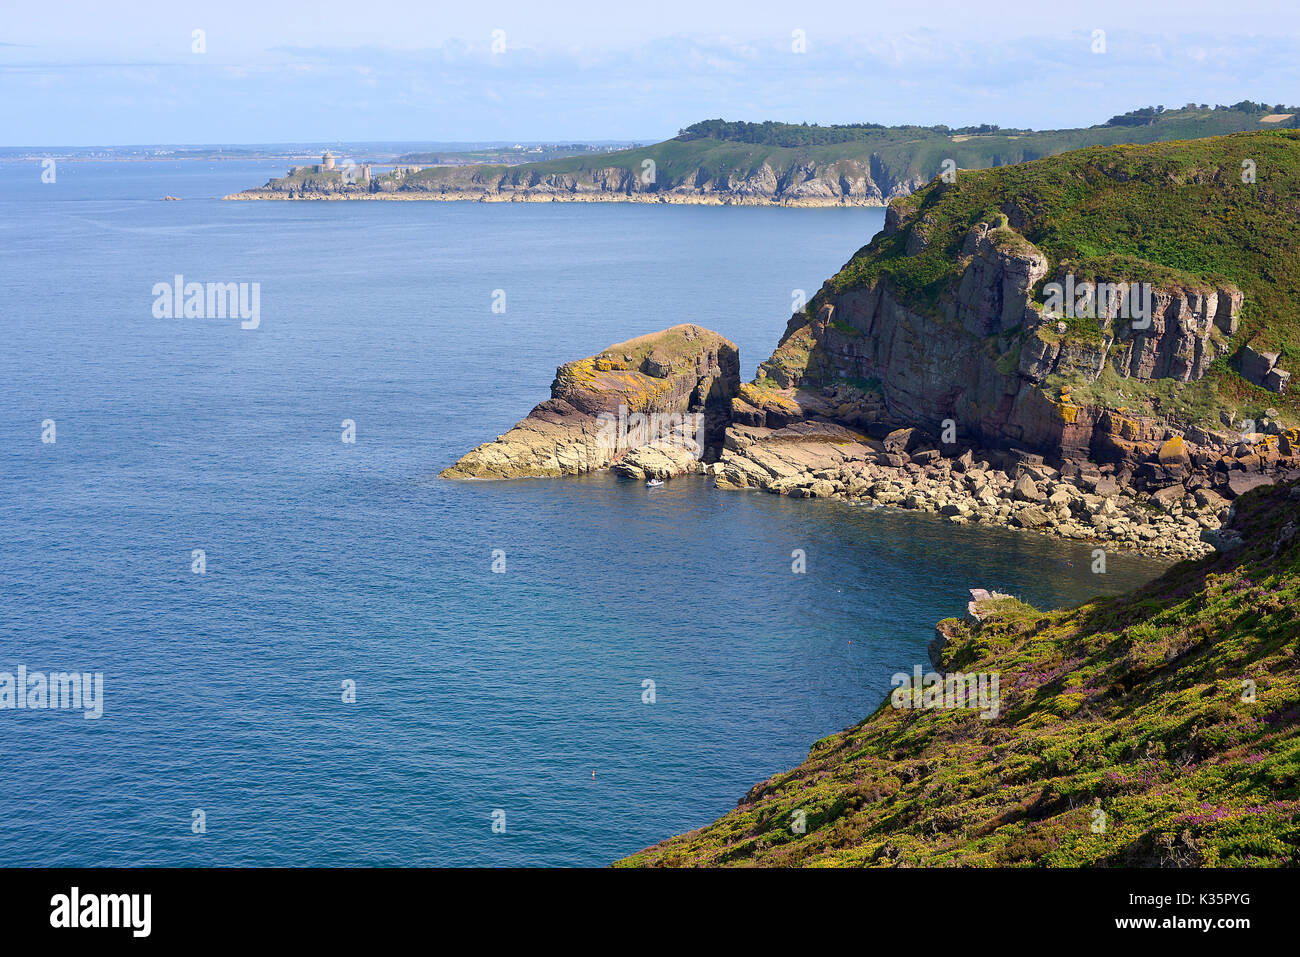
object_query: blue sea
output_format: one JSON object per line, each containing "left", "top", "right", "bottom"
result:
{"left": 0, "top": 160, "right": 1167, "bottom": 866}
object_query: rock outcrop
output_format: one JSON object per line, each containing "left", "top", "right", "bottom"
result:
{"left": 722, "top": 171, "right": 1300, "bottom": 526}
{"left": 1240, "top": 343, "right": 1292, "bottom": 394}
{"left": 766, "top": 216, "right": 1248, "bottom": 458}
{"left": 227, "top": 159, "right": 926, "bottom": 207}
{"left": 439, "top": 223, "right": 1296, "bottom": 555}
{"left": 709, "top": 264, "right": 1297, "bottom": 557}
{"left": 443, "top": 132, "right": 1300, "bottom": 558}
{"left": 441, "top": 325, "right": 738, "bottom": 479}
{"left": 698, "top": 153, "right": 1300, "bottom": 557}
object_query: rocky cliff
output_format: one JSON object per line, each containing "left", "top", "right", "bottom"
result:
{"left": 762, "top": 222, "right": 1251, "bottom": 462}
{"left": 226, "top": 158, "right": 923, "bottom": 206}
{"left": 619, "top": 478, "right": 1300, "bottom": 867}
{"left": 443, "top": 131, "right": 1300, "bottom": 559}
{"left": 441, "top": 325, "right": 738, "bottom": 479}
{"left": 738, "top": 132, "right": 1300, "bottom": 499}
{"left": 371, "top": 157, "right": 925, "bottom": 206}
{"left": 226, "top": 106, "right": 1291, "bottom": 206}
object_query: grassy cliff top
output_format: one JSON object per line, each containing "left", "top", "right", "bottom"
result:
{"left": 274, "top": 166, "right": 368, "bottom": 185}
{"left": 595, "top": 324, "right": 735, "bottom": 366}
{"left": 560, "top": 324, "right": 736, "bottom": 380}
{"left": 621, "top": 480, "right": 1300, "bottom": 867}
{"left": 400, "top": 105, "right": 1292, "bottom": 192}
{"left": 824, "top": 129, "right": 1300, "bottom": 415}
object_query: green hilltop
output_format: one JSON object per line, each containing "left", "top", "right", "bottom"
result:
{"left": 406, "top": 102, "right": 1297, "bottom": 192}
{"left": 620, "top": 479, "right": 1300, "bottom": 867}
{"left": 817, "top": 128, "right": 1300, "bottom": 424}
{"left": 230, "top": 102, "right": 1300, "bottom": 207}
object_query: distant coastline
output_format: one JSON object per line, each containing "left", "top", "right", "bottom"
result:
{"left": 221, "top": 104, "right": 1297, "bottom": 208}
{"left": 222, "top": 188, "right": 885, "bottom": 207}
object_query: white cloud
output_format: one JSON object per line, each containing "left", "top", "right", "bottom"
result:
{"left": 3, "top": 25, "right": 1299, "bottom": 143}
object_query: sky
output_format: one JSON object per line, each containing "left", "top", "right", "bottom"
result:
{"left": 2, "top": 0, "right": 1299, "bottom": 145}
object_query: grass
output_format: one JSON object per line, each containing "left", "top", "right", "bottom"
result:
{"left": 286, "top": 105, "right": 1296, "bottom": 203}
{"left": 591, "top": 324, "right": 736, "bottom": 371}
{"left": 1054, "top": 365, "right": 1228, "bottom": 427}
{"left": 620, "top": 479, "right": 1300, "bottom": 867}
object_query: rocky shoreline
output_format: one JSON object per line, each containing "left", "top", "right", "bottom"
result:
{"left": 442, "top": 137, "right": 1300, "bottom": 563}
{"left": 708, "top": 376, "right": 1299, "bottom": 561}
{"left": 708, "top": 418, "right": 1232, "bottom": 561}
{"left": 223, "top": 188, "right": 886, "bottom": 207}
{"left": 440, "top": 325, "right": 1300, "bottom": 561}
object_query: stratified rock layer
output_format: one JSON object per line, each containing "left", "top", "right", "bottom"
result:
{"left": 764, "top": 213, "right": 1248, "bottom": 457}
{"left": 441, "top": 325, "right": 739, "bottom": 479}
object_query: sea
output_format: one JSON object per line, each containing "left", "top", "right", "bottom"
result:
{"left": 0, "top": 159, "right": 1168, "bottom": 866}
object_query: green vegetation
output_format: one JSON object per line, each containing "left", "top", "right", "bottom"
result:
{"left": 588, "top": 324, "right": 736, "bottom": 373}
{"left": 395, "top": 143, "right": 640, "bottom": 165}
{"left": 274, "top": 166, "right": 361, "bottom": 187}
{"left": 1104, "top": 102, "right": 1299, "bottom": 129}
{"left": 678, "top": 103, "right": 1296, "bottom": 147}
{"left": 1053, "top": 365, "right": 1228, "bottom": 428}
{"left": 621, "top": 480, "right": 1300, "bottom": 867}
{"left": 390, "top": 103, "right": 1293, "bottom": 199}
{"left": 824, "top": 129, "right": 1300, "bottom": 419}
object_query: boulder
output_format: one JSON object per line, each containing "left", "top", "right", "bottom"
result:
{"left": 1151, "top": 485, "right": 1186, "bottom": 508}
{"left": 882, "top": 427, "right": 935, "bottom": 455}
{"left": 1157, "top": 435, "right": 1191, "bottom": 467}
{"left": 1240, "top": 343, "right": 1279, "bottom": 384}
{"left": 1010, "top": 505, "right": 1051, "bottom": 528}
{"left": 642, "top": 351, "right": 673, "bottom": 378}
{"left": 1012, "top": 473, "right": 1045, "bottom": 502}
{"left": 1225, "top": 472, "right": 1274, "bottom": 498}
{"left": 1194, "top": 488, "right": 1229, "bottom": 510}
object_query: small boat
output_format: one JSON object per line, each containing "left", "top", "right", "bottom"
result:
{"left": 645, "top": 478, "right": 665, "bottom": 488}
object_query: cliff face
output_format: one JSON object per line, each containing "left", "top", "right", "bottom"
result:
{"left": 441, "top": 325, "right": 738, "bottom": 479}
{"left": 619, "top": 479, "right": 1300, "bottom": 867}
{"left": 774, "top": 216, "right": 1247, "bottom": 460}
{"left": 398, "top": 158, "right": 925, "bottom": 205}
{"left": 228, "top": 157, "right": 924, "bottom": 206}
{"left": 224, "top": 107, "right": 1294, "bottom": 206}
{"left": 748, "top": 132, "right": 1300, "bottom": 496}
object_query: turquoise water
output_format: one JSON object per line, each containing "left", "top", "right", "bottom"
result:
{"left": 0, "top": 161, "right": 1167, "bottom": 866}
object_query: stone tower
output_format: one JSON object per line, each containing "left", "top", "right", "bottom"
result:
{"left": 322, "top": 151, "right": 336, "bottom": 170}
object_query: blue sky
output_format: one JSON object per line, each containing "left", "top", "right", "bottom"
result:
{"left": 2, "top": 0, "right": 1298, "bottom": 145}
